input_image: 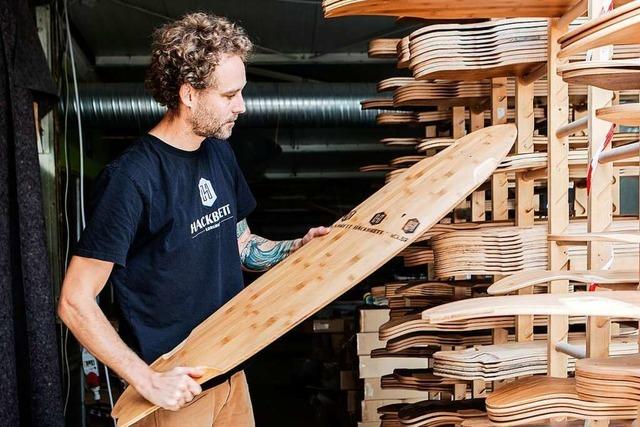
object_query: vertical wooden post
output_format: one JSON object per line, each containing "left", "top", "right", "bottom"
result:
{"left": 491, "top": 78, "right": 509, "bottom": 221}
{"left": 490, "top": 78, "right": 509, "bottom": 392}
{"left": 453, "top": 106, "right": 467, "bottom": 222}
{"left": 585, "top": 3, "right": 614, "bottom": 425}
{"left": 515, "top": 76, "right": 536, "bottom": 342}
{"left": 547, "top": 17, "right": 570, "bottom": 379}
{"left": 471, "top": 107, "right": 486, "bottom": 222}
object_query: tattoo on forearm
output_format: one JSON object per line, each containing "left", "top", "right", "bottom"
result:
{"left": 237, "top": 219, "right": 302, "bottom": 272}
{"left": 240, "top": 236, "right": 300, "bottom": 272}
{"left": 236, "top": 218, "right": 249, "bottom": 239}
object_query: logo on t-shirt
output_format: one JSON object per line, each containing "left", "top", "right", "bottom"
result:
{"left": 198, "top": 177, "right": 217, "bottom": 207}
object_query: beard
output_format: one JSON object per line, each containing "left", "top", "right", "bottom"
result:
{"left": 189, "top": 103, "right": 236, "bottom": 140}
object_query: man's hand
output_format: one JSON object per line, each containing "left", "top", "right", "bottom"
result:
{"left": 299, "top": 226, "right": 331, "bottom": 248}
{"left": 136, "top": 366, "right": 205, "bottom": 411}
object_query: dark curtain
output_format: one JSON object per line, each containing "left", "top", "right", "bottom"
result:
{"left": 0, "top": 0, "right": 64, "bottom": 425}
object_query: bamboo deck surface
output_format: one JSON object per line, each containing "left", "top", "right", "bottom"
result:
{"left": 112, "top": 125, "right": 517, "bottom": 426}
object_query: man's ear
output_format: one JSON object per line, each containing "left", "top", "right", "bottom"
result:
{"left": 178, "top": 83, "right": 194, "bottom": 109}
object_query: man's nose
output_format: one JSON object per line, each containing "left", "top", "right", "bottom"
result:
{"left": 233, "top": 92, "right": 246, "bottom": 115}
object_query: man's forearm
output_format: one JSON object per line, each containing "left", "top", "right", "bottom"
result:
{"left": 58, "top": 295, "right": 151, "bottom": 389}
{"left": 239, "top": 234, "right": 302, "bottom": 272}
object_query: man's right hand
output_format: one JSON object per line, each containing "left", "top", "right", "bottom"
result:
{"left": 137, "top": 366, "right": 205, "bottom": 411}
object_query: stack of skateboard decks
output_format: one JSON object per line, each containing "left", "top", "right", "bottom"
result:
{"left": 430, "top": 220, "right": 639, "bottom": 277}
{"left": 393, "top": 80, "right": 490, "bottom": 107}
{"left": 486, "top": 377, "right": 638, "bottom": 425}
{"left": 434, "top": 338, "right": 638, "bottom": 381}
{"left": 407, "top": 19, "right": 555, "bottom": 81}
{"left": 376, "top": 111, "right": 420, "bottom": 125}
{"left": 398, "top": 399, "right": 486, "bottom": 427}
{"left": 361, "top": 98, "right": 395, "bottom": 110}
{"left": 558, "top": 1, "right": 640, "bottom": 59}
{"left": 381, "top": 368, "right": 465, "bottom": 393}
{"left": 379, "top": 313, "right": 587, "bottom": 341}
{"left": 576, "top": 354, "right": 640, "bottom": 406}
{"left": 380, "top": 137, "right": 421, "bottom": 147}
{"left": 398, "top": 246, "right": 434, "bottom": 267}
{"left": 369, "top": 38, "right": 401, "bottom": 58}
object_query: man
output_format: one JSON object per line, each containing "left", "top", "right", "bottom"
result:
{"left": 58, "top": 12, "right": 329, "bottom": 426}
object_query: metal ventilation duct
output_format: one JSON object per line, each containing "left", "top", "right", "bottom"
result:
{"left": 68, "top": 83, "right": 384, "bottom": 130}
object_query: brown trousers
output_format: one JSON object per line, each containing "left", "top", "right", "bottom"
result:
{"left": 134, "top": 371, "right": 254, "bottom": 427}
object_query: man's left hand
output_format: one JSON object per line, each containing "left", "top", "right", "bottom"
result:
{"left": 299, "top": 226, "right": 331, "bottom": 247}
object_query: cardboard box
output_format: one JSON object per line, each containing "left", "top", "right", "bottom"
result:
{"left": 358, "top": 356, "right": 428, "bottom": 379}
{"left": 356, "top": 332, "right": 387, "bottom": 356}
{"left": 359, "top": 309, "right": 390, "bottom": 333}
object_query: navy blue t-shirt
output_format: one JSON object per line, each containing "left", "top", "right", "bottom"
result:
{"left": 75, "top": 134, "right": 256, "bottom": 364}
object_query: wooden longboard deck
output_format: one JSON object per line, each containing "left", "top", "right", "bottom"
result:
{"left": 398, "top": 399, "right": 487, "bottom": 425}
{"left": 488, "top": 270, "right": 640, "bottom": 294}
{"left": 379, "top": 314, "right": 589, "bottom": 340}
{"left": 322, "top": 0, "right": 582, "bottom": 19}
{"left": 558, "top": 3, "right": 640, "bottom": 58}
{"left": 597, "top": 104, "right": 640, "bottom": 126}
{"left": 548, "top": 231, "right": 640, "bottom": 245}
{"left": 422, "top": 291, "right": 640, "bottom": 324}
{"left": 368, "top": 38, "right": 400, "bottom": 58}
{"left": 558, "top": 60, "right": 640, "bottom": 91}
{"left": 111, "top": 125, "right": 517, "bottom": 426}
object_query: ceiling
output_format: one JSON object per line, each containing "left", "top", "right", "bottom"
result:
{"left": 68, "top": 0, "right": 423, "bottom": 67}
{"left": 65, "top": 0, "right": 429, "bottom": 236}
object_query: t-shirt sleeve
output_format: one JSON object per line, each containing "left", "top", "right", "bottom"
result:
{"left": 74, "top": 165, "right": 144, "bottom": 267}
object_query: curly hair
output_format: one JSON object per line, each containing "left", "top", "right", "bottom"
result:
{"left": 145, "top": 12, "right": 253, "bottom": 110}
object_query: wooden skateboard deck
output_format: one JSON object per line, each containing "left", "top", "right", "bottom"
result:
{"left": 486, "top": 377, "right": 638, "bottom": 425}
{"left": 111, "top": 125, "right": 517, "bottom": 426}
{"left": 431, "top": 221, "right": 640, "bottom": 277}
{"left": 422, "top": 291, "right": 640, "bottom": 324}
{"left": 398, "top": 399, "right": 487, "bottom": 426}
{"left": 597, "top": 104, "right": 640, "bottom": 126}
{"left": 488, "top": 270, "right": 639, "bottom": 294}
{"left": 322, "top": 0, "right": 582, "bottom": 20}
{"left": 558, "top": 60, "right": 640, "bottom": 91}
{"left": 558, "top": 2, "right": 640, "bottom": 58}
{"left": 433, "top": 338, "right": 638, "bottom": 381}
{"left": 368, "top": 38, "right": 400, "bottom": 58}
{"left": 379, "top": 313, "right": 589, "bottom": 340}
